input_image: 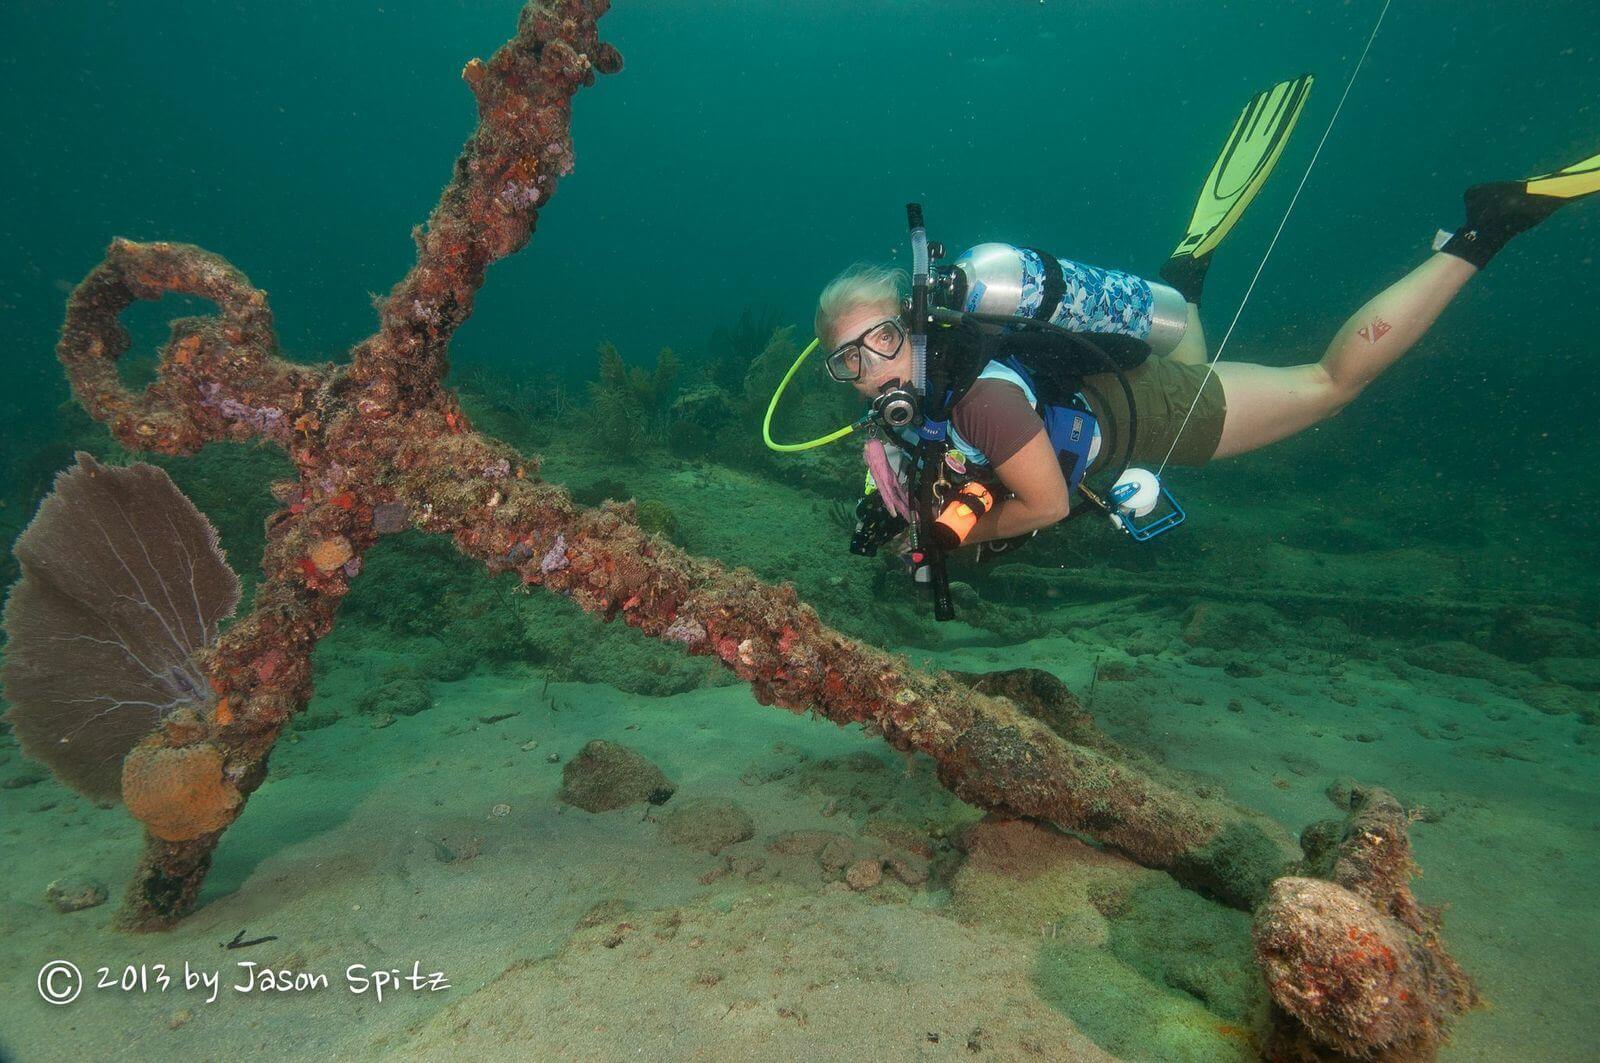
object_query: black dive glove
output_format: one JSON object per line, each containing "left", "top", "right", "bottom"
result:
{"left": 849, "top": 492, "right": 907, "bottom": 557}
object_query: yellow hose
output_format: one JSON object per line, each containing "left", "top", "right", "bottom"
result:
{"left": 761, "top": 337, "right": 864, "bottom": 452}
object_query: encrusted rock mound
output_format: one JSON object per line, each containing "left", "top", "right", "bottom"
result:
{"left": 658, "top": 797, "right": 754, "bottom": 853}
{"left": 46, "top": 877, "right": 110, "bottom": 913}
{"left": 559, "top": 739, "right": 675, "bottom": 813}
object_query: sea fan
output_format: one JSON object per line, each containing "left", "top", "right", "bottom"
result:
{"left": 1, "top": 453, "right": 240, "bottom": 801}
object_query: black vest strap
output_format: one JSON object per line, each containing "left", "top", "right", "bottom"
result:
{"left": 1024, "top": 247, "right": 1066, "bottom": 324}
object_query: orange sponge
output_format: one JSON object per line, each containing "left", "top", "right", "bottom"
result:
{"left": 121, "top": 743, "right": 242, "bottom": 841}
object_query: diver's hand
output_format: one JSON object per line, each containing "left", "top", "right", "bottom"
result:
{"left": 849, "top": 492, "right": 907, "bottom": 556}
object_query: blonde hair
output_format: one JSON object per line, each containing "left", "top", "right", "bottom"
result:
{"left": 814, "top": 263, "right": 908, "bottom": 348}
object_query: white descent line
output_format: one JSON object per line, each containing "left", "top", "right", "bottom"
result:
{"left": 1157, "top": 0, "right": 1397, "bottom": 476}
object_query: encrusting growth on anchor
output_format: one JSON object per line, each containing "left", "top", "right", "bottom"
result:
{"left": 1254, "top": 786, "right": 1477, "bottom": 1058}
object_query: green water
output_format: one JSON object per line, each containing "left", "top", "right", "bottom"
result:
{"left": 1, "top": 1, "right": 1597, "bottom": 1060}
{"left": 3, "top": 0, "right": 1597, "bottom": 564}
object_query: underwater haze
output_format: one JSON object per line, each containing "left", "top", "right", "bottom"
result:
{"left": 1, "top": 1, "right": 1597, "bottom": 1060}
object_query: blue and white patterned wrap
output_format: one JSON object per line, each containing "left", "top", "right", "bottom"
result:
{"left": 964, "top": 244, "right": 1156, "bottom": 340}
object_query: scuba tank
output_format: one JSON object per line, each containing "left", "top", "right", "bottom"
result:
{"left": 935, "top": 242, "right": 1190, "bottom": 357}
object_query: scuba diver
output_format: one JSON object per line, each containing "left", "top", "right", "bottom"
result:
{"left": 767, "top": 75, "right": 1597, "bottom": 620}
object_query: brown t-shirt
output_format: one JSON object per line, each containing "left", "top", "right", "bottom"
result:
{"left": 950, "top": 378, "right": 1044, "bottom": 470}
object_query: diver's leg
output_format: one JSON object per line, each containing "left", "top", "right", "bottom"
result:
{"left": 1210, "top": 253, "right": 1474, "bottom": 459}
{"left": 1313, "top": 252, "right": 1475, "bottom": 401}
{"left": 1169, "top": 303, "right": 1208, "bottom": 365}
{"left": 1204, "top": 151, "right": 1596, "bottom": 458}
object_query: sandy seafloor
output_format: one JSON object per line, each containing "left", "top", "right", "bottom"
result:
{"left": 1, "top": 585, "right": 1596, "bottom": 1062}
{"left": 2, "top": 431, "right": 1597, "bottom": 1062}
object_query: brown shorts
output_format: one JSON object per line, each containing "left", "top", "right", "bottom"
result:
{"left": 1080, "top": 357, "right": 1227, "bottom": 475}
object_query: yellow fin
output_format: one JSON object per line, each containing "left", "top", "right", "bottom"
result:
{"left": 1524, "top": 151, "right": 1600, "bottom": 200}
{"left": 1170, "top": 74, "right": 1315, "bottom": 262}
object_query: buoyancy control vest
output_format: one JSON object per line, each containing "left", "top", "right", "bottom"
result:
{"left": 893, "top": 358, "right": 1104, "bottom": 493}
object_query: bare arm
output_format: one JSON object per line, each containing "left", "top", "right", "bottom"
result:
{"left": 963, "top": 430, "right": 1070, "bottom": 544}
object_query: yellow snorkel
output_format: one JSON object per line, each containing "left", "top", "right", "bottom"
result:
{"left": 761, "top": 336, "right": 871, "bottom": 452}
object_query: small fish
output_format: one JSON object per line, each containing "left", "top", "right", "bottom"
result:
{"left": 223, "top": 929, "right": 278, "bottom": 950}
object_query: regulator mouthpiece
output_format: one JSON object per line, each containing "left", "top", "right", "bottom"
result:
{"left": 870, "top": 385, "right": 920, "bottom": 430}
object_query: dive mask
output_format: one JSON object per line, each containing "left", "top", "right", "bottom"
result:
{"left": 824, "top": 316, "right": 906, "bottom": 383}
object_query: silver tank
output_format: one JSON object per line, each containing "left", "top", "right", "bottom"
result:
{"left": 949, "top": 242, "right": 1188, "bottom": 356}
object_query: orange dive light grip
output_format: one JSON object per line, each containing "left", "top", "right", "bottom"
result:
{"left": 933, "top": 482, "right": 994, "bottom": 549}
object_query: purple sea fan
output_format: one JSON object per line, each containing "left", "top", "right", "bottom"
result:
{"left": 0, "top": 454, "right": 241, "bottom": 801}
